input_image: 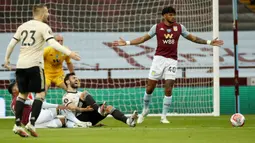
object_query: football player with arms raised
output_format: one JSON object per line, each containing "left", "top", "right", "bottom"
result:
{"left": 114, "top": 6, "right": 223, "bottom": 123}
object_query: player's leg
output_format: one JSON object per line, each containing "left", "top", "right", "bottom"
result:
{"left": 44, "top": 77, "right": 51, "bottom": 93}
{"left": 106, "top": 105, "right": 138, "bottom": 127}
{"left": 160, "top": 79, "right": 175, "bottom": 123}
{"left": 35, "top": 108, "right": 65, "bottom": 128}
{"left": 12, "top": 93, "right": 30, "bottom": 137}
{"left": 30, "top": 93, "right": 45, "bottom": 126}
{"left": 161, "top": 58, "right": 178, "bottom": 123}
{"left": 82, "top": 93, "right": 100, "bottom": 110}
{"left": 73, "top": 94, "right": 101, "bottom": 126}
{"left": 13, "top": 69, "right": 30, "bottom": 137}
{"left": 57, "top": 82, "right": 67, "bottom": 91}
{"left": 79, "top": 94, "right": 105, "bottom": 126}
{"left": 65, "top": 120, "right": 75, "bottom": 128}
{"left": 75, "top": 94, "right": 107, "bottom": 126}
{"left": 45, "top": 73, "right": 56, "bottom": 93}
{"left": 54, "top": 74, "right": 67, "bottom": 91}
{"left": 143, "top": 79, "right": 157, "bottom": 114}
{"left": 36, "top": 118, "right": 64, "bottom": 128}
{"left": 26, "top": 66, "right": 46, "bottom": 137}
{"left": 138, "top": 56, "right": 164, "bottom": 123}
{"left": 33, "top": 108, "right": 55, "bottom": 124}
{"left": 61, "top": 109, "right": 92, "bottom": 128}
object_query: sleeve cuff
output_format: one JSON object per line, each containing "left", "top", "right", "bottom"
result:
{"left": 46, "top": 37, "right": 54, "bottom": 42}
{"left": 13, "top": 37, "right": 19, "bottom": 41}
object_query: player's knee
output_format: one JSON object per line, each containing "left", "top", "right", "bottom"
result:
{"left": 164, "top": 88, "right": 172, "bottom": 96}
{"left": 19, "top": 93, "right": 29, "bottom": 99}
{"left": 80, "top": 92, "right": 86, "bottom": 101}
{"left": 146, "top": 87, "right": 154, "bottom": 94}
{"left": 146, "top": 83, "right": 155, "bottom": 94}
{"left": 106, "top": 105, "right": 113, "bottom": 111}
{"left": 146, "top": 80, "right": 157, "bottom": 94}
{"left": 58, "top": 116, "right": 66, "bottom": 125}
{"left": 106, "top": 105, "right": 115, "bottom": 114}
{"left": 46, "top": 119, "right": 63, "bottom": 128}
{"left": 35, "top": 92, "right": 46, "bottom": 101}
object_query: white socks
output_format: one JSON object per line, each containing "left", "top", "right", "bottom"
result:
{"left": 143, "top": 92, "right": 172, "bottom": 119}
{"left": 143, "top": 92, "right": 152, "bottom": 110}
{"left": 126, "top": 118, "right": 131, "bottom": 125}
{"left": 162, "top": 96, "right": 172, "bottom": 119}
{"left": 66, "top": 120, "right": 76, "bottom": 128}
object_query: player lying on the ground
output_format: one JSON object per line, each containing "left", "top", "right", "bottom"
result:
{"left": 44, "top": 34, "right": 75, "bottom": 92}
{"left": 8, "top": 82, "right": 91, "bottom": 130}
{"left": 62, "top": 73, "right": 138, "bottom": 127}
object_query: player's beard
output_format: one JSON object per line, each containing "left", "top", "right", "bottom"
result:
{"left": 166, "top": 19, "right": 175, "bottom": 24}
{"left": 71, "top": 83, "right": 78, "bottom": 89}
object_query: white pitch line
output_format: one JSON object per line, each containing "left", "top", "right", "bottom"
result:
{"left": 42, "top": 126, "right": 255, "bottom": 131}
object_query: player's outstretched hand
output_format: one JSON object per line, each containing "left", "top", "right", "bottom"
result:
{"left": 210, "top": 38, "right": 224, "bottom": 46}
{"left": 3, "top": 59, "right": 11, "bottom": 70}
{"left": 69, "top": 51, "right": 81, "bottom": 61}
{"left": 57, "top": 105, "right": 68, "bottom": 110}
{"left": 113, "top": 37, "right": 127, "bottom": 46}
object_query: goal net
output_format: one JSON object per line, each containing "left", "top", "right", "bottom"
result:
{"left": 0, "top": 0, "right": 219, "bottom": 117}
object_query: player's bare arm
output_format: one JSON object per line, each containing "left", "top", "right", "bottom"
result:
{"left": 46, "top": 39, "right": 81, "bottom": 61}
{"left": 65, "top": 91, "right": 93, "bottom": 112}
{"left": 66, "top": 102, "right": 94, "bottom": 112}
{"left": 4, "top": 27, "right": 21, "bottom": 70}
{"left": 67, "top": 62, "right": 74, "bottom": 73}
{"left": 113, "top": 34, "right": 151, "bottom": 46}
{"left": 65, "top": 48, "right": 75, "bottom": 73}
{"left": 185, "top": 34, "right": 224, "bottom": 46}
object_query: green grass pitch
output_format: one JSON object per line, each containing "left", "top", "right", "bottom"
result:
{"left": 0, "top": 115, "right": 254, "bottom": 143}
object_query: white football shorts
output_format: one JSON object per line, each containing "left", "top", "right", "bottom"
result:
{"left": 148, "top": 56, "right": 178, "bottom": 80}
{"left": 30, "top": 108, "right": 62, "bottom": 128}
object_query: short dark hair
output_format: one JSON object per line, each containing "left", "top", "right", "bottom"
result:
{"left": 32, "top": 4, "right": 46, "bottom": 15}
{"left": 64, "top": 73, "right": 76, "bottom": 86}
{"left": 162, "top": 6, "right": 176, "bottom": 15}
{"left": 8, "top": 82, "right": 16, "bottom": 95}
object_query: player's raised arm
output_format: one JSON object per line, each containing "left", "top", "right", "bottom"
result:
{"left": 181, "top": 24, "right": 224, "bottom": 46}
{"left": 114, "top": 34, "right": 151, "bottom": 46}
{"left": 113, "top": 24, "right": 156, "bottom": 46}
{"left": 42, "top": 26, "right": 81, "bottom": 61}
{"left": 66, "top": 61, "right": 75, "bottom": 73}
{"left": 185, "top": 35, "right": 224, "bottom": 46}
{"left": 65, "top": 54, "right": 75, "bottom": 73}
